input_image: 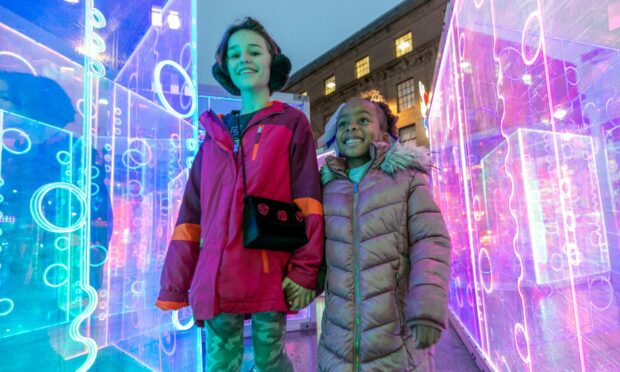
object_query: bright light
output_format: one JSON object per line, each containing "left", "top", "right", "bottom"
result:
{"left": 553, "top": 109, "right": 568, "bottom": 120}
{"left": 398, "top": 41, "right": 411, "bottom": 50}
{"left": 151, "top": 6, "right": 163, "bottom": 27}
{"left": 522, "top": 74, "right": 533, "bottom": 85}
{"left": 326, "top": 82, "right": 336, "bottom": 89}
{"left": 167, "top": 11, "right": 181, "bottom": 30}
{"left": 64, "top": 0, "right": 79, "bottom": 3}
{"left": 98, "top": 98, "right": 109, "bottom": 105}
{"left": 419, "top": 81, "right": 428, "bottom": 117}
{"left": 75, "top": 45, "right": 102, "bottom": 60}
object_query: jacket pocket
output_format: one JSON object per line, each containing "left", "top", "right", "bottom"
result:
{"left": 395, "top": 272, "right": 406, "bottom": 335}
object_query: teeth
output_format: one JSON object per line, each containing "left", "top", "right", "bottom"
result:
{"left": 344, "top": 138, "right": 363, "bottom": 145}
{"left": 239, "top": 69, "right": 255, "bottom": 74}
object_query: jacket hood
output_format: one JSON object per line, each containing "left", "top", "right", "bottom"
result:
{"left": 321, "top": 141, "right": 432, "bottom": 185}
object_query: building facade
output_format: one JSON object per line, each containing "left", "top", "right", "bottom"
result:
{"left": 285, "top": 0, "right": 448, "bottom": 147}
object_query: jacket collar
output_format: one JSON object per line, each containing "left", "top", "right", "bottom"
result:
{"left": 321, "top": 141, "right": 432, "bottom": 185}
{"left": 198, "top": 101, "right": 286, "bottom": 151}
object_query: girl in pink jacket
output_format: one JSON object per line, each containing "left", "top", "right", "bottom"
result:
{"left": 157, "top": 17, "right": 324, "bottom": 371}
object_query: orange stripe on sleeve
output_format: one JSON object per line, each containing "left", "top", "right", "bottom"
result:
{"left": 171, "top": 223, "right": 201, "bottom": 242}
{"left": 156, "top": 299, "right": 189, "bottom": 311}
{"left": 293, "top": 197, "right": 323, "bottom": 217}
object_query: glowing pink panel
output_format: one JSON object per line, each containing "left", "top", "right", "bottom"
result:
{"left": 429, "top": 0, "right": 620, "bottom": 370}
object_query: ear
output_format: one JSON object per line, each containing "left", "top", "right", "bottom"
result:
{"left": 212, "top": 63, "right": 241, "bottom": 96}
{"left": 381, "top": 132, "right": 391, "bottom": 143}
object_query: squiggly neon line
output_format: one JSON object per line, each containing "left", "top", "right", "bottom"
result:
{"left": 489, "top": 1, "right": 533, "bottom": 370}
{"left": 70, "top": 1, "right": 101, "bottom": 370}
{"left": 534, "top": 0, "right": 586, "bottom": 369}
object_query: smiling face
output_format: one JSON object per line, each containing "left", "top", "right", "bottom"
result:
{"left": 226, "top": 29, "right": 272, "bottom": 94}
{"left": 336, "top": 98, "right": 390, "bottom": 168}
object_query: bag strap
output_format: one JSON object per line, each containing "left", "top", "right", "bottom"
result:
{"left": 234, "top": 111, "right": 249, "bottom": 197}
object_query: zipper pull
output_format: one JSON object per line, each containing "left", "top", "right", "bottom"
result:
{"left": 233, "top": 141, "right": 239, "bottom": 154}
{"left": 254, "top": 124, "right": 264, "bottom": 143}
{"left": 353, "top": 182, "right": 358, "bottom": 193}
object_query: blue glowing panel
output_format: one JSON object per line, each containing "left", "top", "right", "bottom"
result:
{"left": 0, "top": 1, "right": 200, "bottom": 370}
{"left": 0, "top": 111, "right": 77, "bottom": 337}
{"left": 115, "top": 0, "right": 197, "bottom": 122}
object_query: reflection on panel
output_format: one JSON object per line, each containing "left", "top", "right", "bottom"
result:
{"left": 428, "top": 0, "right": 620, "bottom": 371}
{"left": 0, "top": 0, "right": 199, "bottom": 371}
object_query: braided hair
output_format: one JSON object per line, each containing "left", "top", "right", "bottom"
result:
{"left": 359, "top": 90, "right": 398, "bottom": 138}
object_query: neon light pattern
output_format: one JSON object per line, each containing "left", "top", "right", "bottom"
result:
{"left": 428, "top": 0, "right": 620, "bottom": 370}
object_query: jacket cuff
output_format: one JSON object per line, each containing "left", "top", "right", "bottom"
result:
{"left": 407, "top": 318, "right": 445, "bottom": 331}
{"left": 158, "top": 289, "right": 189, "bottom": 303}
{"left": 286, "top": 270, "right": 316, "bottom": 291}
{"left": 155, "top": 299, "right": 189, "bottom": 311}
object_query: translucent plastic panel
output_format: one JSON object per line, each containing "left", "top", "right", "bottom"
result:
{"left": 0, "top": 0, "right": 200, "bottom": 370}
{"left": 428, "top": 0, "right": 620, "bottom": 370}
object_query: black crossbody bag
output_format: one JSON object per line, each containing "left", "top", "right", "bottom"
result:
{"left": 234, "top": 113, "right": 308, "bottom": 252}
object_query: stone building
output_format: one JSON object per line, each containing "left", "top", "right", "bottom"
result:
{"left": 285, "top": 0, "right": 448, "bottom": 147}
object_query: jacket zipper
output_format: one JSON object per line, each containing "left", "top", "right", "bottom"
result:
{"left": 353, "top": 181, "right": 361, "bottom": 371}
{"left": 251, "top": 124, "right": 264, "bottom": 160}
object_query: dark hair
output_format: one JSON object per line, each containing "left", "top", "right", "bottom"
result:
{"left": 372, "top": 100, "right": 398, "bottom": 138}
{"left": 212, "top": 17, "right": 291, "bottom": 96}
{"left": 357, "top": 91, "right": 398, "bottom": 137}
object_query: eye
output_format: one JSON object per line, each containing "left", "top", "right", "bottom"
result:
{"left": 228, "top": 53, "right": 240, "bottom": 60}
{"left": 359, "top": 117, "right": 370, "bottom": 125}
{"left": 337, "top": 120, "right": 349, "bottom": 129}
{"left": 250, "top": 51, "right": 262, "bottom": 57}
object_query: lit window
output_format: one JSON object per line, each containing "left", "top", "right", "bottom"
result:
{"left": 397, "top": 78, "right": 415, "bottom": 111}
{"left": 395, "top": 32, "right": 413, "bottom": 57}
{"left": 355, "top": 56, "right": 370, "bottom": 79}
{"left": 301, "top": 91, "right": 308, "bottom": 96}
{"left": 324, "top": 76, "right": 336, "bottom": 96}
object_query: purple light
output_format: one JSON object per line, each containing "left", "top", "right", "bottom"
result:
{"left": 429, "top": 0, "right": 620, "bottom": 370}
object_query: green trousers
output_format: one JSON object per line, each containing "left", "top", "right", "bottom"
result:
{"left": 205, "top": 311, "right": 294, "bottom": 372}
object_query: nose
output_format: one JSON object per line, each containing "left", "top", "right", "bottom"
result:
{"left": 240, "top": 51, "right": 252, "bottom": 63}
{"left": 345, "top": 122, "right": 360, "bottom": 131}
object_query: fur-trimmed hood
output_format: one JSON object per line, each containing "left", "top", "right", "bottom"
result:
{"left": 320, "top": 141, "right": 432, "bottom": 185}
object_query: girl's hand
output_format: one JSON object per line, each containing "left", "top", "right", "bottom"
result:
{"left": 412, "top": 324, "right": 441, "bottom": 349}
{"left": 282, "top": 277, "right": 315, "bottom": 310}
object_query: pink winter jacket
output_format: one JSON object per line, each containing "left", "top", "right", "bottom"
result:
{"left": 318, "top": 142, "right": 452, "bottom": 371}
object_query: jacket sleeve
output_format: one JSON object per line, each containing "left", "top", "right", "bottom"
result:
{"left": 287, "top": 112, "right": 325, "bottom": 290}
{"left": 405, "top": 171, "right": 452, "bottom": 330}
{"left": 156, "top": 145, "right": 203, "bottom": 310}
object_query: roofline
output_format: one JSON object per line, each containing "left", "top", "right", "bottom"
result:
{"left": 287, "top": 0, "right": 429, "bottom": 87}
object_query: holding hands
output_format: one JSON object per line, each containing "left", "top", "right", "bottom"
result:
{"left": 282, "top": 277, "right": 315, "bottom": 311}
